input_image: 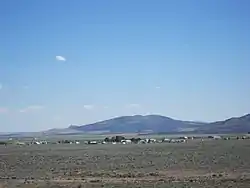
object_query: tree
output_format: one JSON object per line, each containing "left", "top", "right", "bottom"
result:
{"left": 131, "top": 138, "right": 141, "bottom": 143}
{"left": 0, "top": 141, "right": 7, "bottom": 145}
{"left": 110, "top": 136, "right": 125, "bottom": 142}
{"left": 111, "top": 136, "right": 116, "bottom": 142}
{"left": 104, "top": 137, "right": 111, "bottom": 142}
{"left": 115, "top": 136, "right": 125, "bottom": 142}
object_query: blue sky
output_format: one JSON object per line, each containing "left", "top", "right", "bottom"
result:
{"left": 1, "top": 0, "right": 250, "bottom": 132}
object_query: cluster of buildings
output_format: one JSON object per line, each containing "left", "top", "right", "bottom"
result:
{"left": 85, "top": 135, "right": 250, "bottom": 145}
{"left": 85, "top": 136, "right": 190, "bottom": 145}
{"left": 3, "top": 134, "right": 250, "bottom": 146}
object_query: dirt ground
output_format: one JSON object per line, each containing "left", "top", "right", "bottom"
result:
{"left": 0, "top": 139, "right": 250, "bottom": 187}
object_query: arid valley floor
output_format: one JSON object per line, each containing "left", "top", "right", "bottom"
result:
{"left": 1, "top": 139, "right": 250, "bottom": 187}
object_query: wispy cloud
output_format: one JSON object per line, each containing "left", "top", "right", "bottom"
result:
{"left": 19, "top": 105, "right": 44, "bottom": 113}
{"left": 0, "top": 107, "right": 8, "bottom": 114}
{"left": 125, "top": 103, "right": 141, "bottom": 108}
{"left": 83, "top": 105, "right": 94, "bottom": 110}
{"left": 0, "top": 83, "right": 2, "bottom": 90}
{"left": 103, "top": 106, "right": 109, "bottom": 109}
{"left": 155, "top": 86, "right": 161, "bottom": 89}
{"left": 55, "top": 55, "right": 66, "bottom": 61}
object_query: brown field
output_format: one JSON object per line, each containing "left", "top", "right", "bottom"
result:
{"left": 0, "top": 139, "right": 250, "bottom": 187}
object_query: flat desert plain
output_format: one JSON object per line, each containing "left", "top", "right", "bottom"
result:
{"left": 0, "top": 139, "right": 250, "bottom": 187}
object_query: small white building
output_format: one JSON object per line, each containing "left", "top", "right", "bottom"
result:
{"left": 138, "top": 140, "right": 147, "bottom": 144}
{"left": 16, "top": 141, "right": 25, "bottom": 145}
{"left": 88, "top": 141, "right": 98, "bottom": 144}
{"left": 212, "top": 135, "right": 221, "bottom": 140}
{"left": 162, "top": 138, "right": 170, "bottom": 142}
{"left": 121, "top": 140, "right": 132, "bottom": 144}
{"left": 149, "top": 138, "right": 156, "bottom": 143}
{"left": 179, "top": 136, "right": 188, "bottom": 140}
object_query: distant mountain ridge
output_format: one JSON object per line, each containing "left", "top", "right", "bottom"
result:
{"left": 69, "top": 115, "right": 205, "bottom": 134}
{"left": 64, "top": 114, "right": 250, "bottom": 134}
{"left": 1, "top": 114, "right": 250, "bottom": 137}
{"left": 197, "top": 114, "right": 250, "bottom": 133}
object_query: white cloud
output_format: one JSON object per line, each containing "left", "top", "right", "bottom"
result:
{"left": 55, "top": 55, "right": 66, "bottom": 61}
{"left": 0, "top": 84, "right": 2, "bottom": 90}
{"left": 83, "top": 105, "right": 94, "bottom": 110}
{"left": 155, "top": 86, "right": 161, "bottom": 89}
{"left": 19, "top": 105, "right": 44, "bottom": 113}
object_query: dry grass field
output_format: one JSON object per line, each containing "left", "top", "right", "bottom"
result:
{"left": 0, "top": 139, "right": 250, "bottom": 187}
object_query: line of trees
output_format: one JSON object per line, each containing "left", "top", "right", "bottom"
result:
{"left": 0, "top": 141, "right": 7, "bottom": 145}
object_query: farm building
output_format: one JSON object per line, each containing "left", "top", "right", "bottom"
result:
{"left": 121, "top": 140, "right": 132, "bottom": 144}
{"left": 208, "top": 135, "right": 222, "bottom": 140}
